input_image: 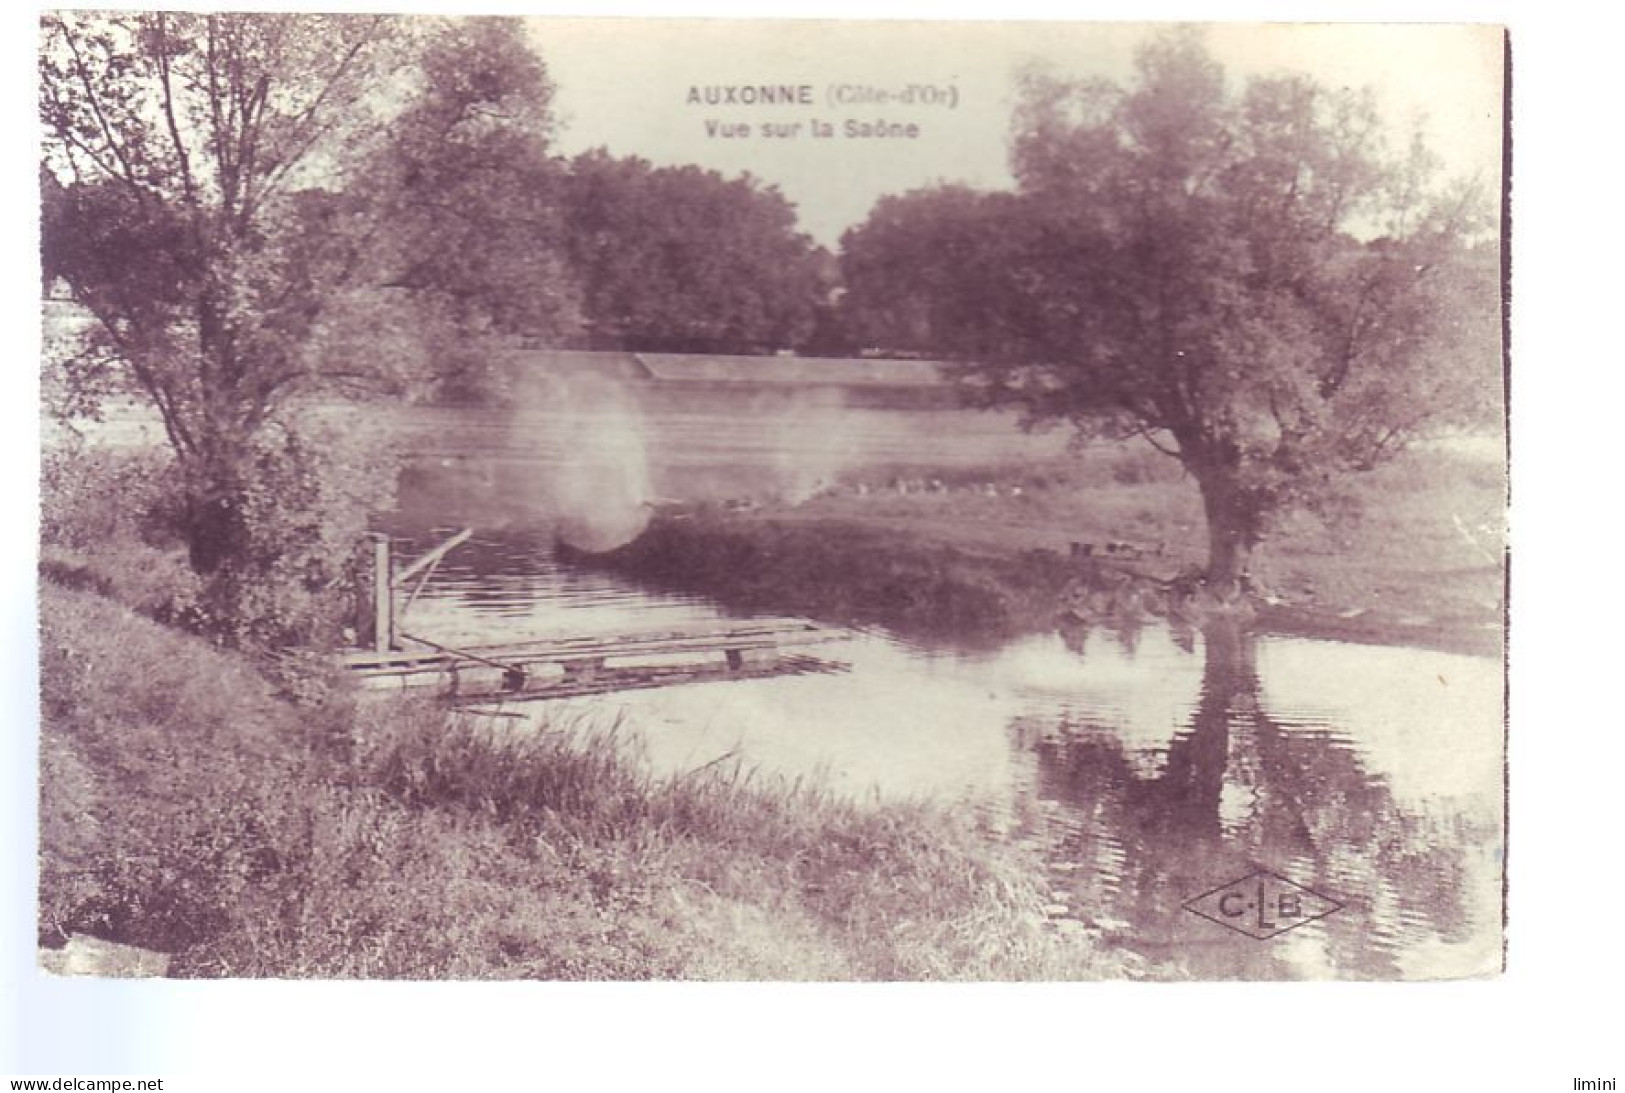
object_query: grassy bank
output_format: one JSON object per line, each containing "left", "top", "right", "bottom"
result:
{"left": 582, "top": 443, "right": 1505, "bottom": 656}
{"left": 39, "top": 577, "right": 1110, "bottom": 979}
{"left": 575, "top": 516, "right": 1080, "bottom": 646}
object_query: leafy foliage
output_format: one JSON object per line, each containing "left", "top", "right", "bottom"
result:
{"left": 349, "top": 17, "right": 581, "bottom": 400}
{"left": 40, "top": 13, "right": 407, "bottom": 437}
{"left": 39, "top": 442, "right": 205, "bottom": 625}
{"left": 181, "top": 421, "right": 397, "bottom": 646}
{"left": 841, "top": 30, "right": 1502, "bottom": 581}
{"left": 560, "top": 150, "right": 829, "bottom": 353}
{"left": 39, "top": 14, "right": 579, "bottom": 635}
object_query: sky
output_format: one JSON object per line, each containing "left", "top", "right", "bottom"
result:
{"left": 527, "top": 19, "right": 1504, "bottom": 245}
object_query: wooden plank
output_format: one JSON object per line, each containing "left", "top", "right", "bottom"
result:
{"left": 449, "top": 621, "right": 832, "bottom": 654}
{"left": 439, "top": 652, "right": 848, "bottom": 705}
{"left": 337, "top": 620, "right": 843, "bottom": 670}
{"left": 343, "top": 640, "right": 733, "bottom": 672}
{"left": 347, "top": 648, "right": 733, "bottom": 682}
{"left": 398, "top": 631, "right": 522, "bottom": 672}
{"left": 341, "top": 623, "right": 823, "bottom": 665}
{"left": 343, "top": 641, "right": 843, "bottom": 689}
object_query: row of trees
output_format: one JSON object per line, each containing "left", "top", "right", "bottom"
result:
{"left": 41, "top": 16, "right": 1499, "bottom": 636}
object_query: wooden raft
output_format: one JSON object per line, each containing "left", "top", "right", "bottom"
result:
{"left": 338, "top": 619, "right": 849, "bottom": 701}
{"left": 340, "top": 529, "right": 847, "bottom": 701}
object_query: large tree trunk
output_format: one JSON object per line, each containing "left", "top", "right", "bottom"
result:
{"left": 184, "top": 494, "right": 241, "bottom": 575}
{"left": 180, "top": 459, "right": 248, "bottom": 576}
{"left": 1195, "top": 467, "right": 1260, "bottom": 590}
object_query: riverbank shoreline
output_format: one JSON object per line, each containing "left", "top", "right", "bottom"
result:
{"left": 37, "top": 574, "right": 1116, "bottom": 980}
{"left": 575, "top": 447, "right": 1505, "bottom": 659}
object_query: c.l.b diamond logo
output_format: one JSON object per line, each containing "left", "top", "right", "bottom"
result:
{"left": 1182, "top": 869, "right": 1343, "bottom": 940}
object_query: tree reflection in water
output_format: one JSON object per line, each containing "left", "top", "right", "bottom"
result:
{"left": 1025, "top": 616, "right": 1496, "bottom": 980}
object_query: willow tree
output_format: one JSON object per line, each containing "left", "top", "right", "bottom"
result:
{"left": 842, "top": 31, "right": 1500, "bottom": 585}
{"left": 40, "top": 13, "right": 576, "bottom": 636}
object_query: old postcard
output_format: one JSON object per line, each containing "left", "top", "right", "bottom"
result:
{"left": 35, "top": 14, "right": 1505, "bottom": 985}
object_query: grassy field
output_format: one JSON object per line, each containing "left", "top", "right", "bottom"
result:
{"left": 587, "top": 442, "right": 1505, "bottom": 655}
{"left": 38, "top": 577, "right": 1115, "bottom": 980}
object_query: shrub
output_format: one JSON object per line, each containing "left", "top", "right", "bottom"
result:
{"left": 39, "top": 443, "right": 204, "bottom": 623}
{"left": 41, "top": 441, "right": 178, "bottom": 552}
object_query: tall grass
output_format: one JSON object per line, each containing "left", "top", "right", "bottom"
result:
{"left": 39, "top": 578, "right": 1111, "bottom": 980}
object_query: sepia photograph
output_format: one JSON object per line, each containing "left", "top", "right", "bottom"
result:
{"left": 31, "top": 11, "right": 1507, "bottom": 991}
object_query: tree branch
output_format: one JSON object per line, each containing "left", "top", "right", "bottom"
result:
{"left": 59, "top": 22, "right": 142, "bottom": 190}
{"left": 69, "top": 284, "right": 197, "bottom": 458}
{"left": 205, "top": 17, "right": 237, "bottom": 217}
{"left": 40, "top": 93, "right": 129, "bottom": 189}
{"left": 254, "top": 29, "right": 379, "bottom": 206}
{"left": 153, "top": 14, "right": 198, "bottom": 207}
{"left": 1132, "top": 421, "right": 1182, "bottom": 459}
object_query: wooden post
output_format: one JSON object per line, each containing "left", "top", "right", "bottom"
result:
{"left": 372, "top": 534, "right": 394, "bottom": 653}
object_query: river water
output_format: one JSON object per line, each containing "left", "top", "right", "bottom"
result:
{"left": 55, "top": 392, "right": 1505, "bottom": 978}
{"left": 388, "top": 519, "right": 1505, "bottom": 982}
